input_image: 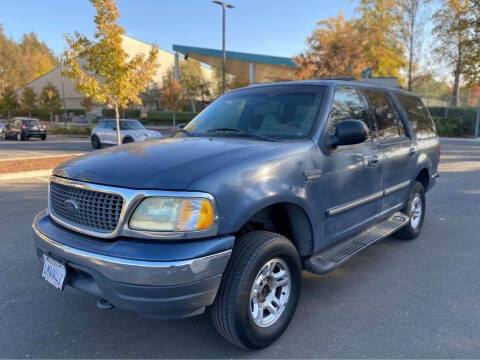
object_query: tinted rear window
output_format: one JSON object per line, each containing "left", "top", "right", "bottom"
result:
{"left": 364, "top": 90, "right": 404, "bottom": 139}
{"left": 396, "top": 94, "right": 436, "bottom": 139}
{"left": 24, "top": 120, "right": 41, "bottom": 126}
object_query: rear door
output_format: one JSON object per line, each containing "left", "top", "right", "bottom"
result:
{"left": 322, "top": 86, "right": 383, "bottom": 245}
{"left": 363, "top": 89, "right": 414, "bottom": 214}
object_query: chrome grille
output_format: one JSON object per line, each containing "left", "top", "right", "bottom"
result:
{"left": 49, "top": 181, "right": 124, "bottom": 233}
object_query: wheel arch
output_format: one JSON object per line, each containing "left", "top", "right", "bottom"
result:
{"left": 415, "top": 167, "right": 430, "bottom": 191}
{"left": 235, "top": 201, "right": 314, "bottom": 257}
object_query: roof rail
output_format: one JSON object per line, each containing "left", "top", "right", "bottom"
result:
{"left": 320, "top": 76, "right": 357, "bottom": 81}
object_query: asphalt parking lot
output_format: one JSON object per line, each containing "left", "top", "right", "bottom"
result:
{"left": 0, "top": 135, "right": 92, "bottom": 160}
{"left": 0, "top": 139, "right": 479, "bottom": 358}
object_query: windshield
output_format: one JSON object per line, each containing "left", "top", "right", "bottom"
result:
{"left": 184, "top": 85, "right": 326, "bottom": 139}
{"left": 120, "top": 120, "right": 145, "bottom": 130}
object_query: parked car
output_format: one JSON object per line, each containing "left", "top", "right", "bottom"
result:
{"left": 90, "top": 119, "right": 161, "bottom": 148}
{"left": 0, "top": 121, "right": 5, "bottom": 137}
{"left": 33, "top": 80, "right": 439, "bottom": 349}
{"left": 3, "top": 117, "right": 47, "bottom": 141}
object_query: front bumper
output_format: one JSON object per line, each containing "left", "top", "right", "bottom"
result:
{"left": 33, "top": 209, "right": 233, "bottom": 318}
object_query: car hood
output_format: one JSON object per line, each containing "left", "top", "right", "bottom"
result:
{"left": 53, "top": 136, "right": 288, "bottom": 190}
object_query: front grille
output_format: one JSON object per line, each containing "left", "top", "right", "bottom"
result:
{"left": 49, "top": 181, "right": 124, "bottom": 233}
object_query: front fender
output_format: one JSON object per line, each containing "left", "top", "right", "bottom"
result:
{"left": 187, "top": 141, "right": 321, "bottom": 237}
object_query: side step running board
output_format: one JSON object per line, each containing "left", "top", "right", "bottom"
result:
{"left": 305, "top": 212, "right": 409, "bottom": 275}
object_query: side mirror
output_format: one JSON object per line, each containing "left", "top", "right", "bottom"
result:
{"left": 176, "top": 123, "right": 186, "bottom": 129}
{"left": 329, "top": 120, "right": 368, "bottom": 147}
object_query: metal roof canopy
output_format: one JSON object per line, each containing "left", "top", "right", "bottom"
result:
{"left": 172, "top": 44, "right": 296, "bottom": 84}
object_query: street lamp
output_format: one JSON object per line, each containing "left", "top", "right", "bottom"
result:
{"left": 212, "top": 1, "right": 234, "bottom": 94}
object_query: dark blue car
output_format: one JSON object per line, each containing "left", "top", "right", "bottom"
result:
{"left": 33, "top": 80, "right": 439, "bottom": 349}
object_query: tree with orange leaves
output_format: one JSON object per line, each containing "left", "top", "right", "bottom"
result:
{"left": 159, "top": 68, "right": 187, "bottom": 127}
{"left": 293, "top": 12, "right": 368, "bottom": 80}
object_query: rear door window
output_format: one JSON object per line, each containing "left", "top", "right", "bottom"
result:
{"left": 328, "top": 87, "right": 373, "bottom": 141}
{"left": 396, "top": 94, "right": 436, "bottom": 139}
{"left": 364, "top": 89, "right": 404, "bottom": 140}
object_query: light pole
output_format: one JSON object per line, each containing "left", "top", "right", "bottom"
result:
{"left": 212, "top": 1, "right": 234, "bottom": 94}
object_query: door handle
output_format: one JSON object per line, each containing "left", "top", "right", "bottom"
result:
{"left": 368, "top": 155, "right": 379, "bottom": 167}
{"left": 409, "top": 148, "right": 417, "bottom": 159}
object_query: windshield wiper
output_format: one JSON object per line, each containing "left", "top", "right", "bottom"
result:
{"left": 206, "top": 128, "right": 276, "bottom": 142}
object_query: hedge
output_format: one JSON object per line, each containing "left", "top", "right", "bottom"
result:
{"left": 0, "top": 109, "right": 85, "bottom": 121}
{"left": 427, "top": 106, "right": 478, "bottom": 136}
{"left": 144, "top": 110, "right": 198, "bottom": 125}
{"left": 47, "top": 125, "right": 93, "bottom": 135}
{"left": 102, "top": 109, "right": 141, "bottom": 119}
{"left": 432, "top": 117, "right": 463, "bottom": 137}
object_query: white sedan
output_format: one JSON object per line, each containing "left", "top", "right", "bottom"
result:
{"left": 90, "top": 119, "right": 161, "bottom": 148}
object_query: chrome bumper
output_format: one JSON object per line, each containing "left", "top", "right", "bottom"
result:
{"left": 33, "top": 214, "right": 232, "bottom": 287}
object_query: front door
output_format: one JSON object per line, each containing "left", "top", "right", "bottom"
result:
{"left": 322, "top": 86, "right": 383, "bottom": 246}
{"left": 103, "top": 120, "right": 117, "bottom": 144}
{"left": 362, "top": 89, "right": 414, "bottom": 214}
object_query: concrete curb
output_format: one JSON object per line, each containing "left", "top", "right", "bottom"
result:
{"left": 0, "top": 169, "right": 52, "bottom": 181}
{"left": 0, "top": 153, "right": 85, "bottom": 162}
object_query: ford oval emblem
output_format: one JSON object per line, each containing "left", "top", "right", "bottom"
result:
{"left": 64, "top": 199, "right": 79, "bottom": 212}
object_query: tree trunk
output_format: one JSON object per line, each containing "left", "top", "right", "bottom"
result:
{"left": 50, "top": 110, "right": 53, "bottom": 122}
{"left": 7, "top": 110, "right": 10, "bottom": 120}
{"left": 115, "top": 105, "right": 121, "bottom": 145}
{"left": 452, "top": 41, "right": 462, "bottom": 107}
{"left": 172, "top": 112, "right": 176, "bottom": 128}
{"left": 28, "top": 111, "right": 31, "bottom": 118}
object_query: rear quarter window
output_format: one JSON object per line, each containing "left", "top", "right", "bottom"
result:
{"left": 396, "top": 94, "right": 436, "bottom": 140}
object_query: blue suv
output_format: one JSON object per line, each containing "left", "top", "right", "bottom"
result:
{"left": 33, "top": 80, "right": 439, "bottom": 349}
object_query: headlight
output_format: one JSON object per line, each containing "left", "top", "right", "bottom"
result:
{"left": 129, "top": 197, "right": 215, "bottom": 232}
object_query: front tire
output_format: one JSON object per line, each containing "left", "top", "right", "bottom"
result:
{"left": 211, "top": 231, "right": 302, "bottom": 349}
{"left": 394, "top": 181, "right": 426, "bottom": 240}
{"left": 41, "top": 134, "right": 47, "bottom": 140}
{"left": 91, "top": 135, "right": 101, "bottom": 149}
{"left": 122, "top": 136, "right": 134, "bottom": 144}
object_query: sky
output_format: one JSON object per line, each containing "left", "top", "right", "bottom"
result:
{"left": 0, "top": 0, "right": 358, "bottom": 58}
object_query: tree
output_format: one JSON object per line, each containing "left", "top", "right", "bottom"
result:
{"left": 179, "top": 59, "right": 206, "bottom": 112}
{"left": 432, "top": 0, "right": 476, "bottom": 105}
{"left": 40, "top": 82, "right": 61, "bottom": 122}
{"left": 293, "top": 12, "right": 368, "bottom": 79}
{"left": 63, "top": 0, "right": 159, "bottom": 145}
{"left": 0, "top": 26, "right": 23, "bottom": 91}
{"left": 158, "top": 68, "right": 186, "bottom": 127}
{"left": 20, "top": 32, "right": 58, "bottom": 83}
{"left": 80, "top": 97, "right": 94, "bottom": 114}
{"left": 20, "top": 86, "right": 37, "bottom": 117}
{"left": 356, "top": 0, "right": 406, "bottom": 80}
{"left": 212, "top": 69, "right": 249, "bottom": 97}
{"left": 462, "top": 0, "right": 480, "bottom": 87}
{"left": 0, "top": 85, "right": 19, "bottom": 119}
{"left": 398, "top": 0, "right": 428, "bottom": 90}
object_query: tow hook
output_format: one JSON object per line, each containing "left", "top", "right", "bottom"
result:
{"left": 97, "top": 298, "right": 114, "bottom": 310}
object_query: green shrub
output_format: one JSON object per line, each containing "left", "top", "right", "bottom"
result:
{"left": 47, "top": 125, "right": 92, "bottom": 135}
{"left": 432, "top": 117, "right": 463, "bottom": 137}
{"left": 0, "top": 109, "right": 85, "bottom": 121}
{"left": 145, "top": 110, "right": 198, "bottom": 125}
{"left": 427, "top": 106, "right": 478, "bottom": 136}
{"left": 102, "top": 108, "right": 140, "bottom": 119}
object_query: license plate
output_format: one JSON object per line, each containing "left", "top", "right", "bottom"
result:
{"left": 42, "top": 255, "right": 66, "bottom": 290}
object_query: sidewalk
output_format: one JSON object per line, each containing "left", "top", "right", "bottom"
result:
{"left": 440, "top": 136, "right": 480, "bottom": 142}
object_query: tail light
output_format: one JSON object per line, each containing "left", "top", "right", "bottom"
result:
{"left": 42, "top": 122, "right": 46, "bottom": 130}
{"left": 21, "top": 123, "right": 26, "bottom": 130}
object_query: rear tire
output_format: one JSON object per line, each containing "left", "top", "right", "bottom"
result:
{"left": 394, "top": 181, "right": 425, "bottom": 240}
{"left": 41, "top": 134, "right": 46, "bottom": 140}
{"left": 211, "top": 231, "right": 302, "bottom": 349}
{"left": 91, "top": 135, "right": 101, "bottom": 149}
